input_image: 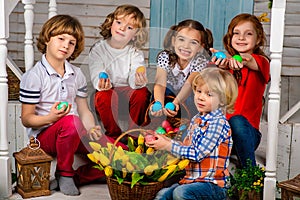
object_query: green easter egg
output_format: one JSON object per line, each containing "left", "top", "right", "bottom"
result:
{"left": 57, "top": 101, "right": 68, "bottom": 111}
{"left": 155, "top": 126, "right": 166, "bottom": 134}
{"left": 233, "top": 55, "right": 243, "bottom": 63}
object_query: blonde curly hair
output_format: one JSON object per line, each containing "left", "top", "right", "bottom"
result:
{"left": 193, "top": 67, "right": 238, "bottom": 114}
{"left": 99, "top": 4, "right": 148, "bottom": 49}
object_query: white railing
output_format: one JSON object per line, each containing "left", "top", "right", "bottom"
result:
{"left": 264, "top": 0, "right": 286, "bottom": 199}
{"left": 0, "top": 0, "right": 20, "bottom": 197}
{"left": 0, "top": 0, "right": 57, "bottom": 197}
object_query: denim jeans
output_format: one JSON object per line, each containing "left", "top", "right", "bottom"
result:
{"left": 164, "top": 85, "right": 198, "bottom": 118}
{"left": 154, "top": 182, "right": 227, "bottom": 200}
{"left": 229, "top": 115, "right": 262, "bottom": 167}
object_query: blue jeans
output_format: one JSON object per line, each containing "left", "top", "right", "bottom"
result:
{"left": 154, "top": 182, "right": 227, "bottom": 200}
{"left": 229, "top": 115, "right": 262, "bottom": 167}
{"left": 164, "top": 85, "right": 198, "bottom": 118}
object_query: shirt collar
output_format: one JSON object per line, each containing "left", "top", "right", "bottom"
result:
{"left": 172, "top": 62, "right": 190, "bottom": 77}
{"left": 195, "top": 108, "right": 224, "bottom": 124}
{"left": 41, "top": 54, "right": 74, "bottom": 77}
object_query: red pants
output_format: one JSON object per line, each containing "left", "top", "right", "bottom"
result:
{"left": 37, "top": 115, "right": 127, "bottom": 185}
{"left": 94, "top": 86, "right": 151, "bottom": 139}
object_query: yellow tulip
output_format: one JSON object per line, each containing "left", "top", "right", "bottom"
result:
{"left": 158, "top": 165, "right": 177, "bottom": 182}
{"left": 104, "top": 166, "right": 113, "bottom": 177}
{"left": 138, "top": 134, "right": 145, "bottom": 146}
{"left": 89, "top": 142, "right": 101, "bottom": 151}
{"left": 177, "top": 159, "right": 190, "bottom": 170}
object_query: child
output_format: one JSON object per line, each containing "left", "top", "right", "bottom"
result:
{"left": 146, "top": 67, "right": 238, "bottom": 200}
{"left": 89, "top": 4, "right": 151, "bottom": 139}
{"left": 212, "top": 13, "right": 270, "bottom": 167}
{"left": 20, "top": 15, "right": 107, "bottom": 196}
{"left": 150, "top": 19, "right": 213, "bottom": 119}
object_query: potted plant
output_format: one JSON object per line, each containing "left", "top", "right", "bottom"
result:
{"left": 228, "top": 159, "right": 265, "bottom": 200}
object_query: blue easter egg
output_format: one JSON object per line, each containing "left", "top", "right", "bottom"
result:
{"left": 179, "top": 124, "right": 187, "bottom": 131}
{"left": 214, "top": 51, "right": 227, "bottom": 59}
{"left": 98, "top": 72, "right": 109, "bottom": 79}
{"left": 165, "top": 102, "right": 175, "bottom": 111}
{"left": 152, "top": 101, "right": 162, "bottom": 112}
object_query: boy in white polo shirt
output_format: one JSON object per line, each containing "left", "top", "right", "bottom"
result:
{"left": 19, "top": 15, "right": 116, "bottom": 196}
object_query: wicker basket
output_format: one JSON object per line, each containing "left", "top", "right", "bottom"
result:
{"left": 106, "top": 176, "right": 164, "bottom": 200}
{"left": 142, "top": 95, "right": 191, "bottom": 140}
{"left": 105, "top": 129, "right": 165, "bottom": 200}
{"left": 7, "top": 67, "right": 25, "bottom": 100}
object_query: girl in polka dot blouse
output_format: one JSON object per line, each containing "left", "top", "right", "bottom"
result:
{"left": 151, "top": 19, "right": 213, "bottom": 118}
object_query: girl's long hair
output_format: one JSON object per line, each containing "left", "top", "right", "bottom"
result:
{"left": 223, "top": 13, "right": 269, "bottom": 82}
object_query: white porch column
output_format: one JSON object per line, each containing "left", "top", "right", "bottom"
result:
{"left": 22, "top": 0, "right": 35, "bottom": 71}
{"left": 0, "top": 0, "right": 11, "bottom": 198}
{"left": 264, "top": 0, "right": 286, "bottom": 199}
{"left": 48, "top": 0, "right": 57, "bottom": 19}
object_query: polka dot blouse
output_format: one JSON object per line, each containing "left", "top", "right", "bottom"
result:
{"left": 157, "top": 51, "right": 209, "bottom": 91}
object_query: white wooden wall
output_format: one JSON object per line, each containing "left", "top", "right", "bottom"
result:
{"left": 255, "top": 0, "right": 300, "bottom": 123}
{"left": 7, "top": 102, "right": 27, "bottom": 173}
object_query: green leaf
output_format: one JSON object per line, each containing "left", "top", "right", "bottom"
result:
{"left": 148, "top": 169, "right": 167, "bottom": 182}
{"left": 92, "top": 164, "right": 104, "bottom": 170}
{"left": 127, "top": 137, "right": 136, "bottom": 152}
{"left": 116, "top": 175, "right": 124, "bottom": 185}
{"left": 131, "top": 172, "right": 144, "bottom": 188}
{"left": 101, "top": 147, "right": 109, "bottom": 157}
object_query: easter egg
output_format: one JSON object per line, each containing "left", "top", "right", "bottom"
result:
{"left": 161, "top": 120, "right": 171, "bottom": 129}
{"left": 145, "top": 134, "right": 156, "bottom": 142}
{"left": 98, "top": 72, "right": 109, "bottom": 79}
{"left": 233, "top": 55, "right": 243, "bottom": 63}
{"left": 165, "top": 126, "right": 173, "bottom": 133}
{"left": 57, "top": 101, "right": 68, "bottom": 111}
{"left": 155, "top": 126, "right": 166, "bottom": 134}
{"left": 165, "top": 102, "right": 175, "bottom": 111}
{"left": 152, "top": 101, "right": 162, "bottom": 112}
{"left": 136, "top": 66, "right": 146, "bottom": 73}
{"left": 179, "top": 124, "right": 187, "bottom": 131}
{"left": 173, "top": 127, "right": 180, "bottom": 132}
{"left": 214, "top": 51, "right": 227, "bottom": 59}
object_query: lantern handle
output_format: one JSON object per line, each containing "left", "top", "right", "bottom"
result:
{"left": 28, "top": 136, "right": 41, "bottom": 150}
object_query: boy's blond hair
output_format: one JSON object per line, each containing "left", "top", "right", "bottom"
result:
{"left": 192, "top": 67, "right": 238, "bottom": 114}
{"left": 100, "top": 4, "right": 148, "bottom": 49}
{"left": 37, "top": 15, "right": 85, "bottom": 61}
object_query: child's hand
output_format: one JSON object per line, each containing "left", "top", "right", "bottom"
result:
{"left": 135, "top": 71, "right": 148, "bottom": 86}
{"left": 149, "top": 104, "right": 164, "bottom": 117}
{"left": 88, "top": 125, "right": 103, "bottom": 141}
{"left": 49, "top": 102, "right": 72, "bottom": 122}
{"left": 145, "top": 133, "right": 172, "bottom": 151}
{"left": 228, "top": 58, "right": 243, "bottom": 70}
{"left": 98, "top": 78, "right": 112, "bottom": 90}
{"left": 163, "top": 102, "right": 179, "bottom": 117}
{"left": 210, "top": 48, "right": 229, "bottom": 69}
{"left": 238, "top": 53, "right": 259, "bottom": 71}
